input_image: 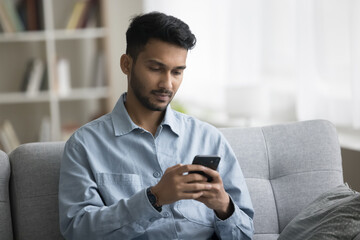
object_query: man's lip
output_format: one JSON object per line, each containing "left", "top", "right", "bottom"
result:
{"left": 153, "top": 91, "right": 172, "bottom": 101}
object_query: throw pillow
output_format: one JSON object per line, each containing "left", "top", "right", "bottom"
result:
{"left": 278, "top": 183, "right": 360, "bottom": 240}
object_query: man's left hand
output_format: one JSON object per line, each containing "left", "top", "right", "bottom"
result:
{"left": 193, "top": 167, "right": 234, "bottom": 220}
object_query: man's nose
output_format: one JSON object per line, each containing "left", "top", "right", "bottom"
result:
{"left": 159, "top": 71, "right": 173, "bottom": 89}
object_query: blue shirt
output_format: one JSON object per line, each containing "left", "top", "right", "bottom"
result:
{"left": 59, "top": 93, "right": 254, "bottom": 240}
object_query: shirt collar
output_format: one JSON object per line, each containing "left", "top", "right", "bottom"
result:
{"left": 111, "top": 93, "right": 180, "bottom": 137}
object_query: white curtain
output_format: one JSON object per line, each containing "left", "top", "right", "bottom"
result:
{"left": 143, "top": 0, "right": 360, "bottom": 129}
{"left": 296, "top": 0, "right": 360, "bottom": 129}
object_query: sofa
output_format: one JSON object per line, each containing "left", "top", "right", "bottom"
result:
{"left": 0, "top": 120, "right": 352, "bottom": 239}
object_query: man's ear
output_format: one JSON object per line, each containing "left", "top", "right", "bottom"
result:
{"left": 120, "top": 54, "right": 132, "bottom": 75}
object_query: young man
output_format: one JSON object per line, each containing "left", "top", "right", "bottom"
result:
{"left": 59, "top": 12, "right": 254, "bottom": 239}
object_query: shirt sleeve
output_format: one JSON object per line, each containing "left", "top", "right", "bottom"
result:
{"left": 58, "top": 137, "right": 163, "bottom": 239}
{"left": 213, "top": 136, "right": 255, "bottom": 239}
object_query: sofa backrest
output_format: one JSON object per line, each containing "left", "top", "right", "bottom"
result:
{"left": 220, "top": 119, "right": 343, "bottom": 239}
{"left": 0, "top": 150, "right": 12, "bottom": 240}
{"left": 9, "top": 142, "right": 65, "bottom": 240}
{"left": 6, "top": 120, "right": 343, "bottom": 240}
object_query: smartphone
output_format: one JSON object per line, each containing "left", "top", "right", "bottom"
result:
{"left": 189, "top": 155, "right": 221, "bottom": 182}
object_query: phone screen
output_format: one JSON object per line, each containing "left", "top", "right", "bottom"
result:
{"left": 189, "top": 155, "right": 221, "bottom": 182}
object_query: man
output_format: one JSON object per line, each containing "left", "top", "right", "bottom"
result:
{"left": 59, "top": 12, "right": 254, "bottom": 239}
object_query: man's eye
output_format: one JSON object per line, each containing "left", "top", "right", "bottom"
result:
{"left": 172, "top": 71, "right": 182, "bottom": 76}
{"left": 149, "top": 67, "right": 161, "bottom": 71}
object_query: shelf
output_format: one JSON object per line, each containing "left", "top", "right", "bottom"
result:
{"left": 53, "top": 28, "right": 108, "bottom": 40}
{"left": 57, "top": 87, "right": 109, "bottom": 101}
{"left": 0, "top": 0, "right": 111, "bottom": 148}
{"left": 0, "top": 87, "right": 109, "bottom": 105}
{"left": 0, "top": 92, "right": 51, "bottom": 104}
{"left": 0, "top": 28, "right": 108, "bottom": 42}
{"left": 0, "top": 31, "right": 47, "bottom": 42}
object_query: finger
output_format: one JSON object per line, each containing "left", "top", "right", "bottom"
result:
{"left": 180, "top": 191, "right": 204, "bottom": 200}
{"left": 181, "top": 182, "right": 212, "bottom": 193}
{"left": 165, "top": 163, "right": 183, "bottom": 173}
{"left": 200, "top": 167, "right": 221, "bottom": 182}
{"left": 183, "top": 172, "right": 208, "bottom": 183}
{"left": 177, "top": 164, "right": 208, "bottom": 174}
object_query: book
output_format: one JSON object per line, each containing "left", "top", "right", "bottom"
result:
{"left": 77, "top": 0, "right": 99, "bottom": 29}
{"left": 26, "top": 0, "right": 40, "bottom": 31}
{"left": 0, "top": 129, "right": 11, "bottom": 153}
{"left": 55, "top": 58, "right": 71, "bottom": 96}
{"left": 0, "top": 1, "right": 15, "bottom": 32}
{"left": 66, "top": 1, "right": 86, "bottom": 30}
{"left": 40, "top": 65, "right": 48, "bottom": 91}
{"left": 20, "top": 58, "right": 35, "bottom": 91}
{"left": 0, "top": 120, "right": 20, "bottom": 153}
{"left": 26, "top": 58, "right": 45, "bottom": 97}
{"left": 3, "top": 0, "right": 24, "bottom": 31}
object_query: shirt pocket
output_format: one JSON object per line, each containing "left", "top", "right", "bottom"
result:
{"left": 176, "top": 199, "right": 214, "bottom": 227}
{"left": 95, "top": 173, "right": 142, "bottom": 205}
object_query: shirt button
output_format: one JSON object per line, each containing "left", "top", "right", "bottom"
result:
{"left": 153, "top": 171, "right": 162, "bottom": 178}
{"left": 163, "top": 212, "right": 170, "bottom": 218}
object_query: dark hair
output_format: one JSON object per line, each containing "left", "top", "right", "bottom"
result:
{"left": 126, "top": 12, "right": 196, "bottom": 61}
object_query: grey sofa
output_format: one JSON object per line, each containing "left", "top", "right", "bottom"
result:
{"left": 0, "top": 120, "right": 345, "bottom": 239}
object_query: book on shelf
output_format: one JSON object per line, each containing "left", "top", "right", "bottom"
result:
{"left": 0, "top": 120, "right": 20, "bottom": 153}
{"left": 55, "top": 58, "right": 71, "bottom": 96}
{"left": 0, "top": 0, "right": 44, "bottom": 32}
{"left": 4, "top": 0, "right": 24, "bottom": 31}
{"left": 0, "top": 0, "right": 15, "bottom": 33}
{"left": 66, "top": 0, "right": 99, "bottom": 30}
{"left": 22, "top": 0, "right": 43, "bottom": 31}
{"left": 20, "top": 58, "right": 46, "bottom": 97}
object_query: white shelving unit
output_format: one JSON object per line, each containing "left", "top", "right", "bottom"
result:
{"left": 0, "top": 0, "right": 111, "bottom": 148}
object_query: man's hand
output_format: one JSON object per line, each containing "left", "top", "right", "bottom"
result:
{"left": 151, "top": 164, "right": 234, "bottom": 220}
{"left": 195, "top": 167, "right": 234, "bottom": 220}
{"left": 151, "top": 164, "right": 212, "bottom": 206}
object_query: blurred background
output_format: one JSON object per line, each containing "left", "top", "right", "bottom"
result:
{"left": 0, "top": 0, "right": 359, "bottom": 190}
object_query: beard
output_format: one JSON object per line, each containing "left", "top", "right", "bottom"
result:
{"left": 130, "top": 68, "right": 173, "bottom": 111}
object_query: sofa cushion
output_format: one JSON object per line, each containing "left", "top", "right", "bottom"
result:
{"left": 9, "top": 142, "right": 65, "bottom": 240}
{"left": 278, "top": 183, "right": 360, "bottom": 240}
{"left": 0, "top": 150, "right": 12, "bottom": 240}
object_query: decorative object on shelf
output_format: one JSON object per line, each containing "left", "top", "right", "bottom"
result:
{"left": 55, "top": 58, "right": 71, "bottom": 96}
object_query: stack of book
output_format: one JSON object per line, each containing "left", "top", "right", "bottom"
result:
{"left": 0, "top": 0, "right": 43, "bottom": 33}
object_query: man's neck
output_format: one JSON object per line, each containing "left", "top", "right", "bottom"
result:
{"left": 124, "top": 96, "right": 165, "bottom": 136}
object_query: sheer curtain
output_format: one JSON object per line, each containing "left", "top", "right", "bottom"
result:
{"left": 143, "top": 0, "right": 360, "bottom": 129}
{"left": 296, "top": 0, "right": 360, "bottom": 129}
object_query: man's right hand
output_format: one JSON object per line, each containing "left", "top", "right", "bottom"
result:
{"left": 150, "top": 164, "right": 213, "bottom": 206}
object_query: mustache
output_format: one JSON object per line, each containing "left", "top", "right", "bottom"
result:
{"left": 152, "top": 89, "right": 173, "bottom": 96}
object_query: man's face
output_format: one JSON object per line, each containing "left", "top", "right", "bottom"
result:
{"left": 127, "top": 39, "right": 188, "bottom": 111}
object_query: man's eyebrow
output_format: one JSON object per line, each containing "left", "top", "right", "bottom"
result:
{"left": 146, "top": 59, "right": 186, "bottom": 70}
